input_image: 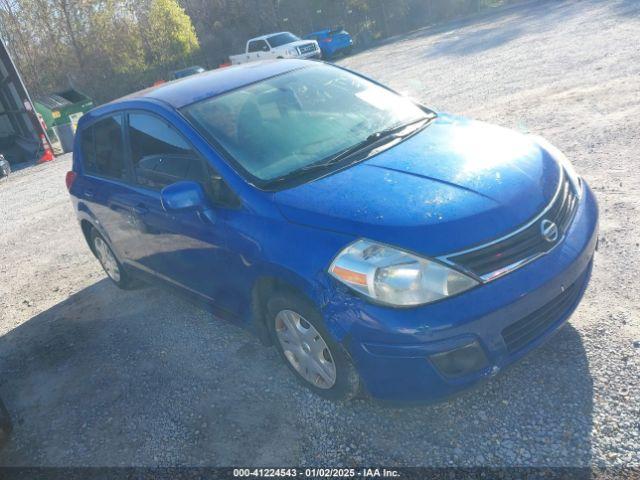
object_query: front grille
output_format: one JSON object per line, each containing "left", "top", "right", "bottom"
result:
{"left": 448, "top": 171, "right": 578, "bottom": 278}
{"left": 501, "top": 275, "right": 583, "bottom": 354}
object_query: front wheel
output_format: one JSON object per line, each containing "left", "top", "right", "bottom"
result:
{"left": 267, "top": 291, "right": 360, "bottom": 401}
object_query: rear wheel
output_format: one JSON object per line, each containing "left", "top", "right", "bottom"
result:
{"left": 267, "top": 290, "right": 360, "bottom": 400}
{"left": 90, "top": 229, "right": 136, "bottom": 289}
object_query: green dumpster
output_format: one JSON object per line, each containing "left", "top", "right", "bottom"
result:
{"left": 34, "top": 89, "right": 93, "bottom": 153}
{"left": 34, "top": 89, "right": 93, "bottom": 130}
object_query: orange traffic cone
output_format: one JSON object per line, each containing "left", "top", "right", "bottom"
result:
{"left": 37, "top": 133, "right": 55, "bottom": 163}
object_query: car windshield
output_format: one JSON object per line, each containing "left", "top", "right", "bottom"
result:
{"left": 267, "top": 32, "right": 300, "bottom": 47}
{"left": 181, "top": 64, "right": 431, "bottom": 186}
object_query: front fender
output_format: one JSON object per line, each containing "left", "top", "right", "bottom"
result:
{"left": 223, "top": 209, "right": 356, "bottom": 343}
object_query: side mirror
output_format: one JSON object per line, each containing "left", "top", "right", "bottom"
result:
{"left": 161, "top": 181, "right": 207, "bottom": 212}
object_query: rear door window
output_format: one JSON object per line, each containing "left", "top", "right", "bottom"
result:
{"left": 82, "top": 114, "right": 126, "bottom": 179}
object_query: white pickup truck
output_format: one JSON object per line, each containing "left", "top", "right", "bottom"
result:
{"left": 229, "top": 32, "right": 321, "bottom": 65}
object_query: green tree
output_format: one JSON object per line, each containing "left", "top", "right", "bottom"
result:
{"left": 145, "top": 0, "right": 199, "bottom": 67}
{"left": 0, "top": 0, "right": 508, "bottom": 104}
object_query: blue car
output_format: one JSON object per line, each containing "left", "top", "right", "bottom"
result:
{"left": 66, "top": 60, "right": 598, "bottom": 403}
{"left": 304, "top": 28, "right": 353, "bottom": 58}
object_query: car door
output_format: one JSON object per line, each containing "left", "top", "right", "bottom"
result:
{"left": 247, "top": 39, "right": 270, "bottom": 61}
{"left": 124, "top": 111, "right": 238, "bottom": 314}
{"left": 79, "top": 114, "right": 147, "bottom": 265}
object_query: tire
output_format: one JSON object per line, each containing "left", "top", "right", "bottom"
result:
{"left": 267, "top": 290, "right": 360, "bottom": 401}
{"left": 90, "top": 228, "right": 137, "bottom": 289}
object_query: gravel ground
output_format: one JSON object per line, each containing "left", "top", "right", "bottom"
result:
{"left": 1, "top": 0, "right": 639, "bottom": 468}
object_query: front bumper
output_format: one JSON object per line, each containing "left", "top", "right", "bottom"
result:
{"left": 298, "top": 51, "right": 322, "bottom": 60}
{"left": 324, "top": 183, "right": 599, "bottom": 402}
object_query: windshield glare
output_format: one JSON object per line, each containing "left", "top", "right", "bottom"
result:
{"left": 267, "top": 32, "right": 300, "bottom": 47}
{"left": 182, "top": 65, "right": 429, "bottom": 185}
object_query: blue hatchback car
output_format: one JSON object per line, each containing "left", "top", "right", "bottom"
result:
{"left": 67, "top": 60, "right": 598, "bottom": 402}
{"left": 304, "top": 28, "right": 353, "bottom": 58}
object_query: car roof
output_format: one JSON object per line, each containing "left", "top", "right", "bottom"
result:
{"left": 173, "top": 65, "right": 204, "bottom": 73}
{"left": 251, "top": 31, "right": 293, "bottom": 42}
{"left": 115, "top": 59, "right": 310, "bottom": 109}
{"left": 306, "top": 29, "right": 331, "bottom": 36}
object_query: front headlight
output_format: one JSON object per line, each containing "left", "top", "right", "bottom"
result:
{"left": 287, "top": 48, "right": 297, "bottom": 56}
{"left": 329, "top": 239, "right": 479, "bottom": 307}
{"left": 531, "top": 135, "right": 582, "bottom": 197}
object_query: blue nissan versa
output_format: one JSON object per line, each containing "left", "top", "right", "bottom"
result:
{"left": 67, "top": 60, "right": 598, "bottom": 402}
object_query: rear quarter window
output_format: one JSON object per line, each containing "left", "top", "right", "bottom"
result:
{"left": 81, "top": 115, "right": 126, "bottom": 180}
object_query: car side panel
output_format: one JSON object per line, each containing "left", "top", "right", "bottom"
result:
{"left": 130, "top": 184, "right": 234, "bottom": 311}
{"left": 73, "top": 174, "right": 149, "bottom": 265}
{"left": 215, "top": 204, "right": 356, "bottom": 338}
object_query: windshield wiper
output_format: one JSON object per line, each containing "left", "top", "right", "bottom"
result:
{"left": 298, "top": 117, "right": 432, "bottom": 173}
{"left": 364, "top": 116, "right": 432, "bottom": 144}
{"left": 269, "top": 116, "right": 434, "bottom": 185}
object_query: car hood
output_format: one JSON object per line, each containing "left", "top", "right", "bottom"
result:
{"left": 274, "top": 114, "right": 561, "bottom": 256}
{"left": 283, "top": 40, "right": 317, "bottom": 49}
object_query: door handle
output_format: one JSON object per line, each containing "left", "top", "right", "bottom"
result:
{"left": 84, "top": 190, "right": 94, "bottom": 199}
{"left": 132, "top": 204, "right": 149, "bottom": 215}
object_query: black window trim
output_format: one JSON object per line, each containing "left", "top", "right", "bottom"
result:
{"left": 80, "top": 112, "right": 132, "bottom": 183}
{"left": 124, "top": 109, "right": 193, "bottom": 191}
{"left": 123, "top": 109, "right": 241, "bottom": 208}
{"left": 79, "top": 108, "right": 241, "bottom": 209}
